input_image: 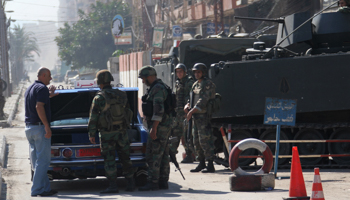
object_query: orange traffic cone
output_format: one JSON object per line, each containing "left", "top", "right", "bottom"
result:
{"left": 310, "top": 168, "right": 325, "bottom": 200}
{"left": 283, "top": 146, "right": 310, "bottom": 200}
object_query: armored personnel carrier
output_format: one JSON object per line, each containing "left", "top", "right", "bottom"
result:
{"left": 209, "top": 8, "right": 350, "bottom": 167}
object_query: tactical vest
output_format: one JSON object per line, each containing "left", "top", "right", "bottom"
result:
{"left": 97, "top": 90, "right": 132, "bottom": 131}
{"left": 192, "top": 78, "right": 214, "bottom": 114}
{"left": 142, "top": 80, "right": 174, "bottom": 117}
{"left": 175, "top": 76, "right": 192, "bottom": 110}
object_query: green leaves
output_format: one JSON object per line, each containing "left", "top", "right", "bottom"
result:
{"left": 55, "top": 0, "right": 131, "bottom": 70}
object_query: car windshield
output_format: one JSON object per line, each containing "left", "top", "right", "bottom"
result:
{"left": 51, "top": 118, "right": 89, "bottom": 126}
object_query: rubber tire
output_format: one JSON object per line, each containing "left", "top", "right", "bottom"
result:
{"left": 293, "top": 129, "right": 325, "bottom": 165}
{"left": 230, "top": 130, "right": 257, "bottom": 166}
{"left": 328, "top": 128, "right": 350, "bottom": 165}
{"left": 259, "top": 129, "right": 291, "bottom": 165}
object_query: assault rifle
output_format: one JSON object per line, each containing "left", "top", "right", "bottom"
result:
{"left": 185, "top": 91, "right": 195, "bottom": 152}
{"left": 169, "top": 137, "right": 185, "bottom": 180}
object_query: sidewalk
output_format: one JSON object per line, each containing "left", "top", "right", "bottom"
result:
{"left": 0, "top": 82, "right": 26, "bottom": 198}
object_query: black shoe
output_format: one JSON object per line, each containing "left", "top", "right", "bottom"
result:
{"left": 181, "top": 155, "right": 194, "bottom": 163}
{"left": 138, "top": 181, "right": 159, "bottom": 191}
{"left": 125, "top": 177, "right": 135, "bottom": 192}
{"left": 100, "top": 181, "right": 119, "bottom": 194}
{"left": 190, "top": 160, "right": 206, "bottom": 172}
{"left": 202, "top": 160, "right": 215, "bottom": 173}
{"left": 31, "top": 190, "right": 57, "bottom": 197}
{"left": 159, "top": 180, "right": 168, "bottom": 190}
{"left": 49, "top": 190, "right": 58, "bottom": 195}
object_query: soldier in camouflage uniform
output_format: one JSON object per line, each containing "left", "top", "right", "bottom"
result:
{"left": 138, "top": 66, "right": 172, "bottom": 191}
{"left": 169, "top": 63, "right": 195, "bottom": 163}
{"left": 88, "top": 70, "right": 136, "bottom": 193}
{"left": 184, "top": 63, "right": 216, "bottom": 173}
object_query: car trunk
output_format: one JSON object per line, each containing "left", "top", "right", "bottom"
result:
{"left": 50, "top": 88, "right": 140, "bottom": 145}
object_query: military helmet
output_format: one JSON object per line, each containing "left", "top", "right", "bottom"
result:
{"left": 96, "top": 70, "right": 114, "bottom": 85}
{"left": 175, "top": 63, "right": 187, "bottom": 73}
{"left": 138, "top": 65, "right": 157, "bottom": 78}
{"left": 192, "top": 63, "right": 207, "bottom": 76}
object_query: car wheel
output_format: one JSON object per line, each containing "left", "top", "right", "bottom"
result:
{"left": 135, "top": 168, "right": 148, "bottom": 186}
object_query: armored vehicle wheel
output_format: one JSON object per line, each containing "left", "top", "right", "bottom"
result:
{"left": 230, "top": 130, "right": 257, "bottom": 166}
{"left": 259, "top": 129, "right": 291, "bottom": 165}
{"left": 328, "top": 128, "right": 350, "bottom": 165}
{"left": 293, "top": 129, "right": 325, "bottom": 165}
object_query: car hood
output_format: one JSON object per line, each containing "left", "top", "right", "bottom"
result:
{"left": 50, "top": 87, "right": 139, "bottom": 122}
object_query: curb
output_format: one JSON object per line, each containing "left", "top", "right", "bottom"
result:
{"left": 0, "top": 136, "right": 6, "bottom": 167}
{"left": 0, "top": 135, "right": 6, "bottom": 200}
{"left": 7, "top": 83, "right": 25, "bottom": 127}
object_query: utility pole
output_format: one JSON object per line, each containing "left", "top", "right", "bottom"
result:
{"left": 0, "top": 3, "right": 7, "bottom": 120}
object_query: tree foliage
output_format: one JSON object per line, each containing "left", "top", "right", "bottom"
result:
{"left": 55, "top": 0, "right": 131, "bottom": 69}
{"left": 9, "top": 25, "right": 40, "bottom": 85}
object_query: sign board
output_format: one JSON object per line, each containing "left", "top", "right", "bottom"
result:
{"left": 75, "top": 80, "right": 97, "bottom": 89}
{"left": 172, "top": 25, "right": 182, "bottom": 37}
{"left": 207, "top": 23, "right": 229, "bottom": 35}
{"left": 263, "top": 97, "right": 297, "bottom": 126}
{"left": 111, "top": 15, "right": 124, "bottom": 39}
{"left": 153, "top": 27, "right": 164, "bottom": 47}
{"left": 114, "top": 32, "right": 132, "bottom": 45}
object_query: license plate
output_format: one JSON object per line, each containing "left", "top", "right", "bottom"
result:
{"left": 76, "top": 148, "right": 101, "bottom": 157}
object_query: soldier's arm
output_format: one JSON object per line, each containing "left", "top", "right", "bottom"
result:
{"left": 193, "top": 81, "right": 215, "bottom": 111}
{"left": 88, "top": 95, "right": 103, "bottom": 138}
{"left": 184, "top": 79, "right": 195, "bottom": 104}
{"left": 151, "top": 85, "right": 167, "bottom": 122}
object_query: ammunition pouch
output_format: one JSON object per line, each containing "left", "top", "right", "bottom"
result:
{"left": 142, "top": 94, "right": 153, "bottom": 117}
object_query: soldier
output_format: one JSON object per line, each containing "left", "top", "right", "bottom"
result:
{"left": 169, "top": 63, "right": 195, "bottom": 163}
{"left": 88, "top": 70, "right": 136, "bottom": 193}
{"left": 138, "top": 66, "right": 172, "bottom": 191}
{"left": 184, "top": 63, "right": 216, "bottom": 173}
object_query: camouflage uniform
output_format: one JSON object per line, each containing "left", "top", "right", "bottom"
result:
{"left": 191, "top": 77, "right": 216, "bottom": 161}
{"left": 88, "top": 85, "right": 136, "bottom": 182}
{"left": 170, "top": 75, "right": 195, "bottom": 155}
{"left": 143, "top": 79, "right": 172, "bottom": 183}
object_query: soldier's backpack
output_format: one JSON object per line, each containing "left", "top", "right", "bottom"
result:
{"left": 207, "top": 93, "right": 222, "bottom": 115}
{"left": 98, "top": 90, "right": 133, "bottom": 130}
{"left": 161, "top": 82, "right": 177, "bottom": 115}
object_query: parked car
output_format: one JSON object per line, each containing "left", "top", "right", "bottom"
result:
{"left": 64, "top": 70, "right": 79, "bottom": 84}
{"left": 68, "top": 72, "right": 96, "bottom": 85}
{"left": 68, "top": 75, "right": 79, "bottom": 85}
{"left": 40, "top": 86, "right": 148, "bottom": 186}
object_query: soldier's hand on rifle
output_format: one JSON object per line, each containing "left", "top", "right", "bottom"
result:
{"left": 184, "top": 103, "right": 190, "bottom": 113}
{"left": 89, "top": 137, "right": 96, "bottom": 144}
{"left": 186, "top": 110, "right": 193, "bottom": 122}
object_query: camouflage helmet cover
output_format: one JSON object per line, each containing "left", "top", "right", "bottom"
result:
{"left": 96, "top": 70, "right": 114, "bottom": 85}
{"left": 175, "top": 63, "right": 187, "bottom": 73}
{"left": 192, "top": 63, "right": 207, "bottom": 76}
{"left": 138, "top": 65, "right": 157, "bottom": 78}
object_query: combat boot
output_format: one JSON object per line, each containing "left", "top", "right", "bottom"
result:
{"left": 125, "top": 177, "right": 135, "bottom": 192}
{"left": 190, "top": 160, "right": 206, "bottom": 172}
{"left": 159, "top": 180, "right": 169, "bottom": 190}
{"left": 202, "top": 160, "right": 215, "bottom": 173}
{"left": 100, "top": 180, "right": 119, "bottom": 194}
{"left": 181, "top": 151, "right": 194, "bottom": 163}
{"left": 138, "top": 181, "right": 159, "bottom": 191}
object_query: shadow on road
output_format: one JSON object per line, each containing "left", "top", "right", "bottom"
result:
{"left": 50, "top": 178, "right": 230, "bottom": 198}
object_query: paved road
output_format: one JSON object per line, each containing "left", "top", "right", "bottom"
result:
{"left": 1, "top": 82, "right": 350, "bottom": 200}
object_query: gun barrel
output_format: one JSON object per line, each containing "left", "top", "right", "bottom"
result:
{"left": 234, "top": 16, "right": 284, "bottom": 23}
